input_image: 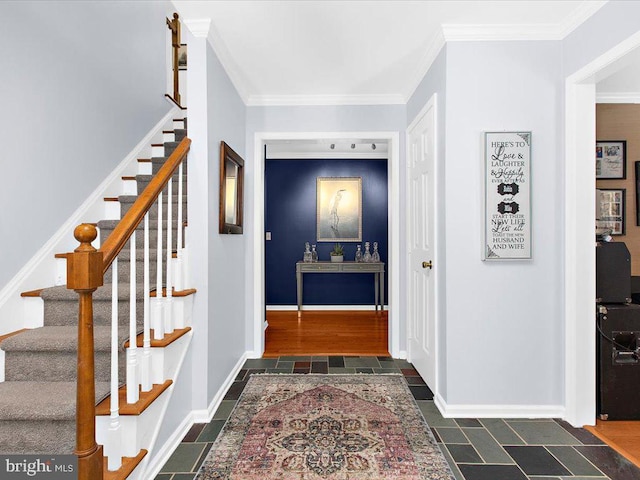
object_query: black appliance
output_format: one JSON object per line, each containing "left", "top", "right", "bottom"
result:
{"left": 597, "top": 303, "right": 640, "bottom": 420}
{"left": 596, "top": 242, "right": 631, "bottom": 304}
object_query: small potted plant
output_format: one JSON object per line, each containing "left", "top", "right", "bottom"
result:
{"left": 330, "top": 243, "right": 344, "bottom": 262}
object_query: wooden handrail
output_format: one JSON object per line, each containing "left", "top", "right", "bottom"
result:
{"left": 67, "top": 135, "right": 190, "bottom": 480}
{"left": 99, "top": 137, "right": 191, "bottom": 271}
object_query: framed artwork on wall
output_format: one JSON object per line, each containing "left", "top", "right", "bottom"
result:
{"left": 178, "top": 44, "right": 187, "bottom": 70}
{"left": 596, "top": 188, "right": 625, "bottom": 235}
{"left": 483, "top": 131, "right": 532, "bottom": 260}
{"left": 596, "top": 140, "right": 626, "bottom": 179}
{"left": 316, "top": 177, "right": 362, "bottom": 242}
{"left": 219, "top": 141, "right": 244, "bottom": 234}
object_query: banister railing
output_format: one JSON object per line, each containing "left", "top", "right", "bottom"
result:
{"left": 66, "top": 136, "right": 191, "bottom": 480}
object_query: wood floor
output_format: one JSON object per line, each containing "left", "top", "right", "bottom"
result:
{"left": 585, "top": 420, "right": 640, "bottom": 468}
{"left": 263, "top": 310, "right": 389, "bottom": 357}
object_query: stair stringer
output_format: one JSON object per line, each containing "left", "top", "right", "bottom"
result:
{"left": 97, "top": 329, "right": 194, "bottom": 479}
{"left": 0, "top": 106, "right": 181, "bottom": 336}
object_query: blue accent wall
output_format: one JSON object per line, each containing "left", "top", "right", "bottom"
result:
{"left": 265, "top": 159, "right": 388, "bottom": 306}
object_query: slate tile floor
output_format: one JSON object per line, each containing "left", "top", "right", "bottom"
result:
{"left": 156, "top": 356, "right": 640, "bottom": 480}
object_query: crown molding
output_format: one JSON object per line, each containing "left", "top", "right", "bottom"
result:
{"left": 596, "top": 92, "right": 640, "bottom": 104}
{"left": 246, "top": 93, "right": 405, "bottom": 107}
{"left": 442, "top": 23, "right": 563, "bottom": 41}
{"left": 183, "top": 18, "right": 211, "bottom": 38}
{"left": 403, "top": 29, "right": 446, "bottom": 103}
{"left": 557, "top": 0, "right": 608, "bottom": 37}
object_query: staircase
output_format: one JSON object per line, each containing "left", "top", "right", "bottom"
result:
{"left": 0, "top": 114, "right": 193, "bottom": 479}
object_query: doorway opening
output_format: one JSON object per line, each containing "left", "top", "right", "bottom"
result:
{"left": 251, "top": 132, "right": 401, "bottom": 359}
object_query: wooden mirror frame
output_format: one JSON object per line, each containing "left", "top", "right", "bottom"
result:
{"left": 219, "top": 141, "right": 244, "bottom": 234}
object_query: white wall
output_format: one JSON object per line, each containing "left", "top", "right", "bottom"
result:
{"left": 0, "top": 1, "right": 172, "bottom": 289}
{"left": 442, "top": 41, "right": 564, "bottom": 409}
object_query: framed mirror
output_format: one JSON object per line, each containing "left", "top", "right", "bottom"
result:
{"left": 219, "top": 141, "right": 244, "bottom": 234}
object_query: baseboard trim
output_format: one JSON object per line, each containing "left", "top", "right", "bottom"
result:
{"left": 434, "top": 393, "right": 565, "bottom": 419}
{"left": 266, "top": 305, "right": 386, "bottom": 311}
{"left": 192, "top": 352, "right": 249, "bottom": 423}
{"left": 145, "top": 351, "right": 248, "bottom": 479}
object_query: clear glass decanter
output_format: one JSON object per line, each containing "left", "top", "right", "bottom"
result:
{"left": 311, "top": 244, "right": 318, "bottom": 262}
{"left": 372, "top": 242, "right": 380, "bottom": 262}
{"left": 355, "top": 245, "right": 363, "bottom": 262}
{"left": 303, "top": 242, "right": 312, "bottom": 262}
{"left": 363, "top": 242, "right": 372, "bottom": 262}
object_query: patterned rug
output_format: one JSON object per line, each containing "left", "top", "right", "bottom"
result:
{"left": 197, "top": 374, "right": 454, "bottom": 479}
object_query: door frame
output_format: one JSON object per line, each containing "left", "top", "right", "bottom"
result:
{"left": 251, "top": 131, "right": 401, "bottom": 358}
{"left": 406, "top": 94, "right": 439, "bottom": 396}
{"left": 564, "top": 31, "right": 640, "bottom": 427}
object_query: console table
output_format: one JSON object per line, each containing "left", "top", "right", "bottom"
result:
{"left": 296, "top": 261, "right": 385, "bottom": 311}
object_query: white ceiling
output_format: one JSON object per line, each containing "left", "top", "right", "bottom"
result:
{"left": 172, "top": 0, "right": 609, "bottom": 105}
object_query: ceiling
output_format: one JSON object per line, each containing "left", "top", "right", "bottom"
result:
{"left": 172, "top": 0, "right": 610, "bottom": 106}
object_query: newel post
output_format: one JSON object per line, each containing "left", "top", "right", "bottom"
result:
{"left": 66, "top": 224, "right": 104, "bottom": 480}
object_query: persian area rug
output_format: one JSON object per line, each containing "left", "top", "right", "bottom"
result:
{"left": 197, "top": 374, "right": 454, "bottom": 480}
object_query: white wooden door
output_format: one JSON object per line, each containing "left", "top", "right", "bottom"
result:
{"left": 407, "top": 96, "right": 437, "bottom": 391}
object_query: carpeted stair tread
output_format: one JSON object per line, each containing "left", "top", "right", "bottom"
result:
{"left": 1, "top": 325, "right": 132, "bottom": 352}
{"left": 0, "top": 382, "right": 110, "bottom": 420}
{"left": 40, "top": 283, "right": 146, "bottom": 301}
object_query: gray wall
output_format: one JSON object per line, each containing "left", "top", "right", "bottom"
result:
{"left": 443, "top": 41, "right": 564, "bottom": 406}
{"left": 0, "top": 1, "right": 172, "bottom": 288}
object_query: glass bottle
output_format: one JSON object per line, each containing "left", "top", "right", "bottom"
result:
{"left": 303, "top": 242, "right": 312, "bottom": 262}
{"left": 372, "top": 242, "right": 380, "bottom": 262}
{"left": 311, "top": 244, "right": 318, "bottom": 262}
{"left": 355, "top": 245, "right": 363, "bottom": 262}
{"left": 363, "top": 242, "right": 372, "bottom": 262}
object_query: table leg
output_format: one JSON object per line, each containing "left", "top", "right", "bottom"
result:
{"left": 374, "top": 272, "right": 379, "bottom": 311}
{"left": 380, "top": 270, "right": 385, "bottom": 311}
{"left": 297, "top": 270, "right": 302, "bottom": 311}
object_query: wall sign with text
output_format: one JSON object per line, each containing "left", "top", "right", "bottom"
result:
{"left": 484, "top": 131, "right": 532, "bottom": 260}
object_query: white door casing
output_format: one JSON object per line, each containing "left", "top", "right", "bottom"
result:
{"left": 407, "top": 95, "right": 437, "bottom": 391}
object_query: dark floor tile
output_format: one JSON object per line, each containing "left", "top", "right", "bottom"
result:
{"left": 328, "top": 356, "right": 345, "bottom": 367}
{"left": 393, "top": 359, "right": 413, "bottom": 368}
{"left": 575, "top": 445, "right": 640, "bottom": 480}
{"left": 278, "top": 356, "right": 311, "bottom": 361}
{"left": 197, "top": 419, "right": 226, "bottom": 442}
{"left": 155, "top": 475, "right": 173, "bottom": 480}
{"left": 434, "top": 427, "right": 468, "bottom": 444}
{"left": 405, "top": 375, "right": 426, "bottom": 385}
{"left": 505, "top": 446, "right": 571, "bottom": 476}
{"left": 182, "top": 423, "right": 206, "bottom": 442}
{"left": 275, "top": 360, "right": 294, "bottom": 370}
{"left": 546, "top": 445, "right": 604, "bottom": 476}
{"left": 507, "top": 420, "right": 580, "bottom": 445}
{"left": 245, "top": 368, "right": 266, "bottom": 377}
{"left": 554, "top": 419, "right": 605, "bottom": 445}
{"left": 378, "top": 356, "right": 394, "bottom": 362}
{"left": 456, "top": 418, "right": 482, "bottom": 428}
{"left": 243, "top": 358, "right": 278, "bottom": 369}
{"left": 311, "top": 361, "right": 328, "bottom": 373}
{"left": 293, "top": 368, "right": 310, "bottom": 374}
{"left": 463, "top": 427, "right": 513, "bottom": 464}
{"left": 401, "top": 368, "right": 419, "bottom": 376}
{"left": 294, "top": 361, "right": 311, "bottom": 369}
{"left": 355, "top": 367, "right": 374, "bottom": 373}
{"left": 160, "top": 443, "right": 206, "bottom": 473}
{"left": 222, "top": 381, "right": 246, "bottom": 400}
{"left": 431, "top": 427, "right": 441, "bottom": 443}
{"left": 212, "top": 401, "right": 235, "bottom": 420}
{"left": 480, "top": 418, "right": 524, "bottom": 445}
{"left": 266, "top": 368, "right": 293, "bottom": 373}
{"left": 344, "top": 357, "right": 380, "bottom": 368}
{"left": 458, "top": 464, "right": 528, "bottom": 480}
{"left": 373, "top": 368, "right": 401, "bottom": 373}
{"left": 311, "top": 356, "right": 328, "bottom": 362}
{"left": 194, "top": 443, "right": 214, "bottom": 472}
{"left": 173, "top": 474, "right": 197, "bottom": 480}
{"left": 234, "top": 369, "right": 247, "bottom": 381}
{"left": 409, "top": 385, "right": 434, "bottom": 400}
{"left": 446, "top": 444, "right": 483, "bottom": 463}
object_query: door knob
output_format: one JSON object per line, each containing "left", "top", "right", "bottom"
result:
{"left": 422, "top": 261, "right": 433, "bottom": 269}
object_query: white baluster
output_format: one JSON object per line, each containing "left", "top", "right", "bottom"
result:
{"left": 127, "top": 231, "right": 139, "bottom": 404}
{"left": 108, "top": 258, "right": 122, "bottom": 471}
{"left": 153, "top": 191, "right": 165, "bottom": 340}
{"left": 174, "top": 162, "right": 184, "bottom": 290}
{"left": 165, "top": 178, "right": 174, "bottom": 334}
{"left": 141, "top": 213, "right": 152, "bottom": 392}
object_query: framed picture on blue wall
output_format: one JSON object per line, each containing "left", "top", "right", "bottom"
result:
{"left": 317, "top": 177, "right": 362, "bottom": 242}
